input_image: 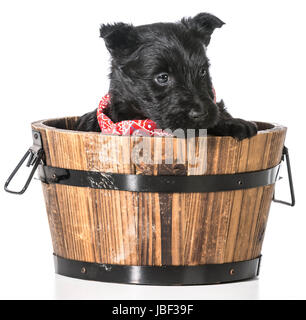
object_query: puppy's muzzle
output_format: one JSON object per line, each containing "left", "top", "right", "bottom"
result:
{"left": 188, "top": 109, "right": 208, "bottom": 121}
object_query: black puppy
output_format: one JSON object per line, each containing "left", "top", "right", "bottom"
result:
{"left": 76, "top": 13, "right": 257, "bottom": 140}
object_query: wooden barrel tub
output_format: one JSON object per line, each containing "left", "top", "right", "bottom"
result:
{"left": 29, "top": 118, "right": 287, "bottom": 285}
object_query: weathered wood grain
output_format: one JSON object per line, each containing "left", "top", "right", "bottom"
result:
{"left": 33, "top": 118, "right": 286, "bottom": 266}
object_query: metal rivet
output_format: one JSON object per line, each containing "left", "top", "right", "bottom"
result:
{"left": 81, "top": 267, "right": 86, "bottom": 274}
{"left": 34, "top": 133, "right": 38, "bottom": 139}
{"left": 229, "top": 268, "right": 235, "bottom": 275}
{"left": 52, "top": 174, "right": 57, "bottom": 179}
{"left": 237, "top": 180, "right": 243, "bottom": 185}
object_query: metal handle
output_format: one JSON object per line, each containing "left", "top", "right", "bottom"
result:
{"left": 4, "top": 130, "right": 44, "bottom": 195}
{"left": 273, "top": 146, "right": 295, "bottom": 206}
{"left": 4, "top": 131, "right": 295, "bottom": 204}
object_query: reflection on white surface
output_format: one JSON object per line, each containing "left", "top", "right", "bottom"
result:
{"left": 54, "top": 274, "right": 259, "bottom": 300}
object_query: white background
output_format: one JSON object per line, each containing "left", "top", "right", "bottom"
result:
{"left": 0, "top": 0, "right": 305, "bottom": 300}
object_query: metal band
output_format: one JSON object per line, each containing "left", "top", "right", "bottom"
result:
{"left": 54, "top": 254, "right": 261, "bottom": 285}
{"left": 38, "top": 164, "right": 280, "bottom": 193}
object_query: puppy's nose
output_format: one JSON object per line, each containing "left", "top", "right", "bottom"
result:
{"left": 188, "top": 109, "right": 208, "bottom": 121}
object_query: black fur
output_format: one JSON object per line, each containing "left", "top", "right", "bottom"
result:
{"left": 76, "top": 13, "right": 257, "bottom": 140}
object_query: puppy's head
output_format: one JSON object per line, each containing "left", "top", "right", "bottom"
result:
{"left": 100, "top": 13, "right": 225, "bottom": 130}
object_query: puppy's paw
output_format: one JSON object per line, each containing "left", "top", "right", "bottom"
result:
{"left": 221, "top": 118, "right": 258, "bottom": 140}
{"left": 209, "top": 118, "right": 258, "bottom": 140}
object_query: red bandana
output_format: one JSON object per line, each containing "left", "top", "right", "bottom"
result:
{"left": 97, "top": 90, "right": 216, "bottom": 136}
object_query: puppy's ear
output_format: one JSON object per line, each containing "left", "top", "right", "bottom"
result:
{"left": 181, "top": 13, "right": 225, "bottom": 46}
{"left": 100, "top": 23, "right": 139, "bottom": 58}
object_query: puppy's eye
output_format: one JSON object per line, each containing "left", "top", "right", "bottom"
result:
{"left": 155, "top": 73, "right": 169, "bottom": 86}
{"left": 200, "top": 68, "right": 207, "bottom": 77}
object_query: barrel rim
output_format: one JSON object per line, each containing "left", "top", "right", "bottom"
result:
{"left": 31, "top": 117, "right": 287, "bottom": 138}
